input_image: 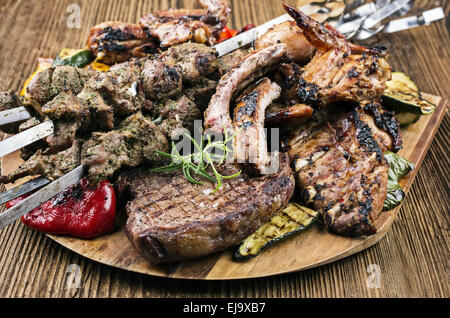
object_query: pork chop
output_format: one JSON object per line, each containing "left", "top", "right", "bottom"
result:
{"left": 286, "top": 104, "right": 399, "bottom": 236}
{"left": 120, "top": 153, "right": 294, "bottom": 263}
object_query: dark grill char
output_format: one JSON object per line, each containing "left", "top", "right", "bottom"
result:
{"left": 87, "top": 1, "right": 231, "bottom": 63}
{"left": 232, "top": 78, "right": 281, "bottom": 174}
{"left": 363, "top": 101, "right": 402, "bottom": 152}
{"left": 204, "top": 43, "right": 287, "bottom": 133}
{"left": 87, "top": 22, "right": 158, "bottom": 64}
{"left": 283, "top": 4, "right": 391, "bottom": 107}
{"left": 121, "top": 153, "right": 294, "bottom": 263}
{"left": 286, "top": 105, "right": 396, "bottom": 236}
{"left": 140, "top": 0, "right": 231, "bottom": 48}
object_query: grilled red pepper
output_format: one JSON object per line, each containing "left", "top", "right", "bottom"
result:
{"left": 238, "top": 24, "right": 255, "bottom": 34}
{"left": 217, "top": 26, "right": 239, "bottom": 43}
{"left": 217, "top": 24, "right": 255, "bottom": 43}
{"left": 7, "top": 179, "right": 116, "bottom": 239}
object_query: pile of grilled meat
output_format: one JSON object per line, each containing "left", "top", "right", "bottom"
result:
{"left": 0, "top": 2, "right": 403, "bottom": 263}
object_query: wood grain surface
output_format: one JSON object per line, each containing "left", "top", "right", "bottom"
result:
{"left": 0, "top": 0, "right": 448, "bottom": 297}
{"left": 1, "top": 94, "right": 446, "bottom": 280}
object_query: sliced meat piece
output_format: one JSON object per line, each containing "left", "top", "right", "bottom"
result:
{"left": 184, "top": 78, "right": 218, "bottom": 111}
{"left": 141, "top": 43, "right": 218, "bottom": 100}
{"left": 77, "top": 89, "right": 114, "bottom": 131}
{"left": 45, "top": 120, "right": 80, "bottom": 153}
{"left": 50, "top": 66, "right": 84, "bottom": 96}
{"left": 139, "top": 0, "right": 231, "bottom": 47}
{"left": 233, "top": 78, "right": 281, "bottom": 174}
{"left": 42, "top": 91, "right": 90, "bottom": 122}
{"left": 163, "top": 43, "right": 219, "bottom": 84}
{"left": 141, "top": 57, "right": 182, "bottom": 100}
{"left": 265, "top": 103, "right": 313, "bottom": 125}
{"left": 26, "top": 68, "right": 54, "bottom": 115}
{"left": 0, "top": 140, "right": 81, "bottom": 184}
{"left": 85, "top": 59, "right": 145, "bottom": 116}
{"left": 198, "top": 0, "right": 231, "bottom": 32}
{"left": 283, "top": 4, "right": 391, "bottom": 107}
{"left": 0, "top": 91, "right": 23, "bottom": 134}
{"left": 286, "top": 105, "right": 395, "bottom": 236}
{"left": 81, "top": 112, "right": 168, "bottom": 183}
{"left": 204, "top": 44, "right": 287, "bottom": 133}
{"left": 0, "top": 90, "right": 22, "bottom": 112}
{"left": 122, "top": 153, "right": 294, "bottom": 263}
{"left": 298, "top": 50, "right": 391, "bottom": 106}
{"left": 140, "top": 16, "right": 212, "bottom": 48}
{"left": 217, "top": 48, "right": 248, "bottom": 75}
{"left": 154, "top": 95, "right": 201, "bottom": 139}
{"left": 26, "top": 66, "right": 96, "bottom": 116}
{"left": 87, "top": 22, "right": 158, "bottom": 64}
{"left": 255, "top": 21, "right": 315, "bottom": 65}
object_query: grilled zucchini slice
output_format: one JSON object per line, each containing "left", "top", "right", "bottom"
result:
{"left": 52, "top": 48, "right": 94, "bottom": 68}
{"left": 234, "top": 203, "right": 319, "bottom": 261}
{"left": 394, "top": 112, "right": 421, "bottom": 126}
{"left": 382, "top": 72, "right": 436, "bottom": 118}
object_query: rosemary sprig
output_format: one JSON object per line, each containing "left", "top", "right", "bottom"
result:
{"left": 150, "top": 130, "right": 241, "bottom": 193}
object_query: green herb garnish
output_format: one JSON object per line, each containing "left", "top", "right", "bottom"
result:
{"left": 151, "top": 130, "right": 241, "bottom": 193}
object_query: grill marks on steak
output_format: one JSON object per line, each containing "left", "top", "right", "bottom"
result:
{"left": 286, "top": 105, "right": 394, "bottom": 236}
{"left": 122, "top": 153, "right": 294, "bottom": 263}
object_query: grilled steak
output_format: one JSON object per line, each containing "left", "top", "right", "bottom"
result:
{"left": 286, "top": 104, "right": 399, "bottom": 236}
{"left": 121, "top": 153, "right": 294, "bottom": 263}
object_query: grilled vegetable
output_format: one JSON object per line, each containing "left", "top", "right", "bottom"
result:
{"left": 383, "top": 151, "right": 414, "bottom": 211}
{"left": 394, "top": 112, "right": 421, "bottom": 126}
{"left": 52, "top": 48, "right": 95, "bottom": 68}
{"left": 234, "top": 203, "right": 319, "bottom": 261}
{"left": 88, "top": 59, "right": 111, "bottom": 72}
{"left": 382, "top": 72, "right": 436, "bottom": 124}
{"left": 7, "top": 178, "right": 116, "bottom": 238}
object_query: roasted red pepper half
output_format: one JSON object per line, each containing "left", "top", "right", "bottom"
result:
{"left": 7, "top": 179, "right": 116, "bottom": 239}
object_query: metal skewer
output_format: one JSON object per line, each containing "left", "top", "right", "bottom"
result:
{"left": 0, "top": 4, "right": 322, "bottom": 229}
{"left": 0, "top": 4, "right": 324, "bottom": 159}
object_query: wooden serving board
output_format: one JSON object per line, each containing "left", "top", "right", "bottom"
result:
{"left": 1, "top": 94, "right": 447, "bottom": 280}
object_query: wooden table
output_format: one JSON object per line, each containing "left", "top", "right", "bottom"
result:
{"left": 0, "top": 0, "right": 448, "bottom": 298}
